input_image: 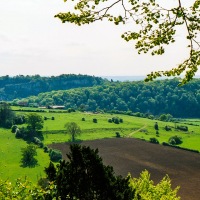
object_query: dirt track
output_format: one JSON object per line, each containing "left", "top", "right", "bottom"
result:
{"left": 49, "top": 138, "right": 200, "bottom": 200}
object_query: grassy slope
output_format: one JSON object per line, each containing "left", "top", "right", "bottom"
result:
{"left": 1, "top": 108, "right": 200, "bottom": 184}
{"left": 16, "top": 109, "right": 200, "bottom": 150}
{"left": 0, "top": 128, "right": 50, "bottom": 183}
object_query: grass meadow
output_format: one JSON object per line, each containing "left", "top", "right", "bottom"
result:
{"left": 1, "top": 107, "right": 199, "bottom": 184}
{"left": 0, "top": 128, "right": 50, "bottom": 183}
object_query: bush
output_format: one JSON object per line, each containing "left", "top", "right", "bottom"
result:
{"left": 15, "top": 127, "right": 29, "bottom": 139}
{"left": 33, "top": 137, "right": 44, "bottom": 148}
{"left": 82, "top": 117, "right": 85, "bottom": 121}
{"left": 108, "top": 119, "right": 112, "bottom": 123}
{"left": 11, "top": 125, "right": 18, "bottom": 133}
{"left": 150, "top": 137, "right": 159, "bottom": 144}
{"left": 168, "top": 135, "right": 183, "bottom": 145}
{"left": 115, "top": 132, "right": 121, "bottom": 138}
{"left": 165, "top": 125, "right": 172, "bottom": 131}
{"left": 177, "top": 125, "right": 188, "bottom": 131}
{"left": 14, "top": 115, "right": 26, "bottom": 124}
{"left": 112, "top": 117, "right": 119, "bottom": 124}
{"left": 49, "top": 149, "right": 62, "bottom": 162}
{"left": 52, "top": 116, "right": 55, "bottom": 120}
{"left": 93, "top": 118, "right": 97, "bottom": 123}
{"left": 43, "top": 146, "right": 49, "bottom": 153}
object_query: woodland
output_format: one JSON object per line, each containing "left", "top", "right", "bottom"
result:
{"left": 12, "top": 77, "right": 200, "bottom": 118}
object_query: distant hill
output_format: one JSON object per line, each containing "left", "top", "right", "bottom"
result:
{"left": 0, "top": 74, "right": 108, "bottom": 100}
{"left": 101, "top": 75, "right": 200, "bottom": 82}
{"left": 15, "top": 78, "right": 200, "bottom": 118}
{"left": 101, "top": 76, "right": 146, "bottom": 82}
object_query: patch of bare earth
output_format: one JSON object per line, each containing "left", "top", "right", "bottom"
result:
{"left": 49, "top": 138, "right": 200, "bottom": 200}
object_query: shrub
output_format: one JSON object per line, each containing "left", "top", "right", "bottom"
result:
{"left": 33, "top": 137, "right": 44, "bottom": 148}
{"left": 165, "top": 125, "right": 172, "bottom": 131}
{"left": 82, "top": 117, "right": 85, "bottom": 121}
{"left": 168, "top": 135, "right": 183, "bottom": 145}
{"left": 112, "top": 117, "right": 119, "bottom": 124}
{"left": 14, "top": 115, "right": 26, "bottom": 124}
{"left": 11, "top": 125, "right": 18, "bottom": 133}
{"left": 52, "top": 116, "right": 55, "bottom": 120}
{"left": 108, "top": 119, "right": 112, "bottom": 123}
{"left": 93, "top": 118, "right": 97, "bottom": 123}
{"left": 154, "top": 122, "right": 159, "bottom": 130}
{"left": 49, "top": 149, "right": 62, "bottom": 162}
{"left": 150, "top": 137, "right": 159, "bottom": 144}
{"left": 177, "top": 125, "right": 188, "bottom": 131}
{"left": 43, "top": 146, "right": 49, "bottom": 153}
{"left": 115, "top": 132, "right": 121, "bottom": 138}
{"left": 15, "top": 127, "right": 29, "bottom": 139}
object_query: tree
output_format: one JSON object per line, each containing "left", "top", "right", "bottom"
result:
{"left": 154, "top": 122, "right": 159, "bottom": 130}
{"left": 55, "top": 1, "right": 200, "bottom": 84}
{"left": 26, "top": 113, "right": 44, "bottom": 136}
{"left": 0, "top": 102, "right": 15, "bottom": 128}
{"left": 129, "top": 170, "right": 180, "bottom": 199}
{"left": 21, "top": 144, "right": 38, "bottom": 167}
{"left": 64, "top": 122, "right": 81, "bottom": 142}
{"left": 45, "top": 144, "right": 134, "bottom": 199}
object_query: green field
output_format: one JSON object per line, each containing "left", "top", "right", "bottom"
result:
{"left": 0, "top": 108, "right": 200, "bottom": 184}
{"left": 0, "top": 128, "right": 50, "bottom": 183}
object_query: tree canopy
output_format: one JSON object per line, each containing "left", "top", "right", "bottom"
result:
{"left": 55, "top": 0, "right": 200, "bottom": 84}
{"left": 64, "top": 122, "right": 81, "bottom": 142}
{"left": 26, "top": 113, "right": 44, "bottom": 135}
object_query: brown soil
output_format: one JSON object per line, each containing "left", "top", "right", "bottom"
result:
{"left": 49, "top": 138, "right": 200, "bottom": 200}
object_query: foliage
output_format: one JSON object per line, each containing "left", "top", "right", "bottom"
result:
{"left": 168, "top": 135, "right": 183, "bottom": 145}
{"left": 93, "top": 118, "right": 98, "bottom": 123}
{"left": 14, "top": 114, "right": 26, "bottom": 125}
{"left": 26, "top": 113, "right": 44, "bottom": 136}
{"left": 33, "top": 137, "right": 44, "bottom": 148}
{"left": 159, "top": 114, "right": 173, "bottom": 122}
{"left": 21, "top": 144, "right": 38, "bottom": 167}
{"left": 129, "top": 170, "right": 180, "bottom": 200}
{"left": 176, "top": 125, "right": 188, "bottom": 131}
{"left": 0, "top": 178, "right": 48, "bottom": 199}
{"left": 45, "top": 144, "right": 134, "bottom": 199}
{"left": 165, "top": 126, "right": 172, "bottom": 131}
{"left": 150, "top": 137, "right": 159, "bottom": 144}
{"left": 0, "top": 102, "right": 15, "bottom": 128}
{"left": 49, "top": 149, "right": 62, "bottom": 162}
{"left": 20, "top": 79, "right": 200, "bottom": 118}
{"left": 55, "top": 1, "right": 200, "bottom": 84}
{"left": 64, "top": 122, "right": 81, "bottom": 142}
{"left": 154, "top": 122, "right": 159, "bottom": 130}
{"left": 11, "top": 125, "right": 18, "bottom": 133}
{"left": 15, "top": 127, "right": 29, "bottom": 139}
{"left": 116, "top": 132, "right": 121, "bottom": 138}
{"left": 0, "top": 74, "right": 107, "bottom": 100}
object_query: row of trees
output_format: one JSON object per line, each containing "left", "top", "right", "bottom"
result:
{"left": 17, "top": 78, "right": 200, "bottom": 117}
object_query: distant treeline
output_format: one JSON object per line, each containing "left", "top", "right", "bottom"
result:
{"left": 0, "top": 74, "right": 108, "bottom": 100}
{"left": 14, "top": 78, "right": 200, "bottom": 118}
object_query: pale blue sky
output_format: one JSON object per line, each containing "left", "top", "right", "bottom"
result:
{"left": 0, "top": 0, "right": 199, "bottom": 77}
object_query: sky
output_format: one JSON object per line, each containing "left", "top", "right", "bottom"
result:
{"left": 0, "top": 0, "right": 199, "bottom": 77}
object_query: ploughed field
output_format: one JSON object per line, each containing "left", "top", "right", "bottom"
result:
{"left": 49, "top": 138, "right": 200, "bottom": 200}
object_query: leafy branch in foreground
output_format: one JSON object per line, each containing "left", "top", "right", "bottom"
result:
{"left": 55, "top": 0, "right": 200, "bottom": 84}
